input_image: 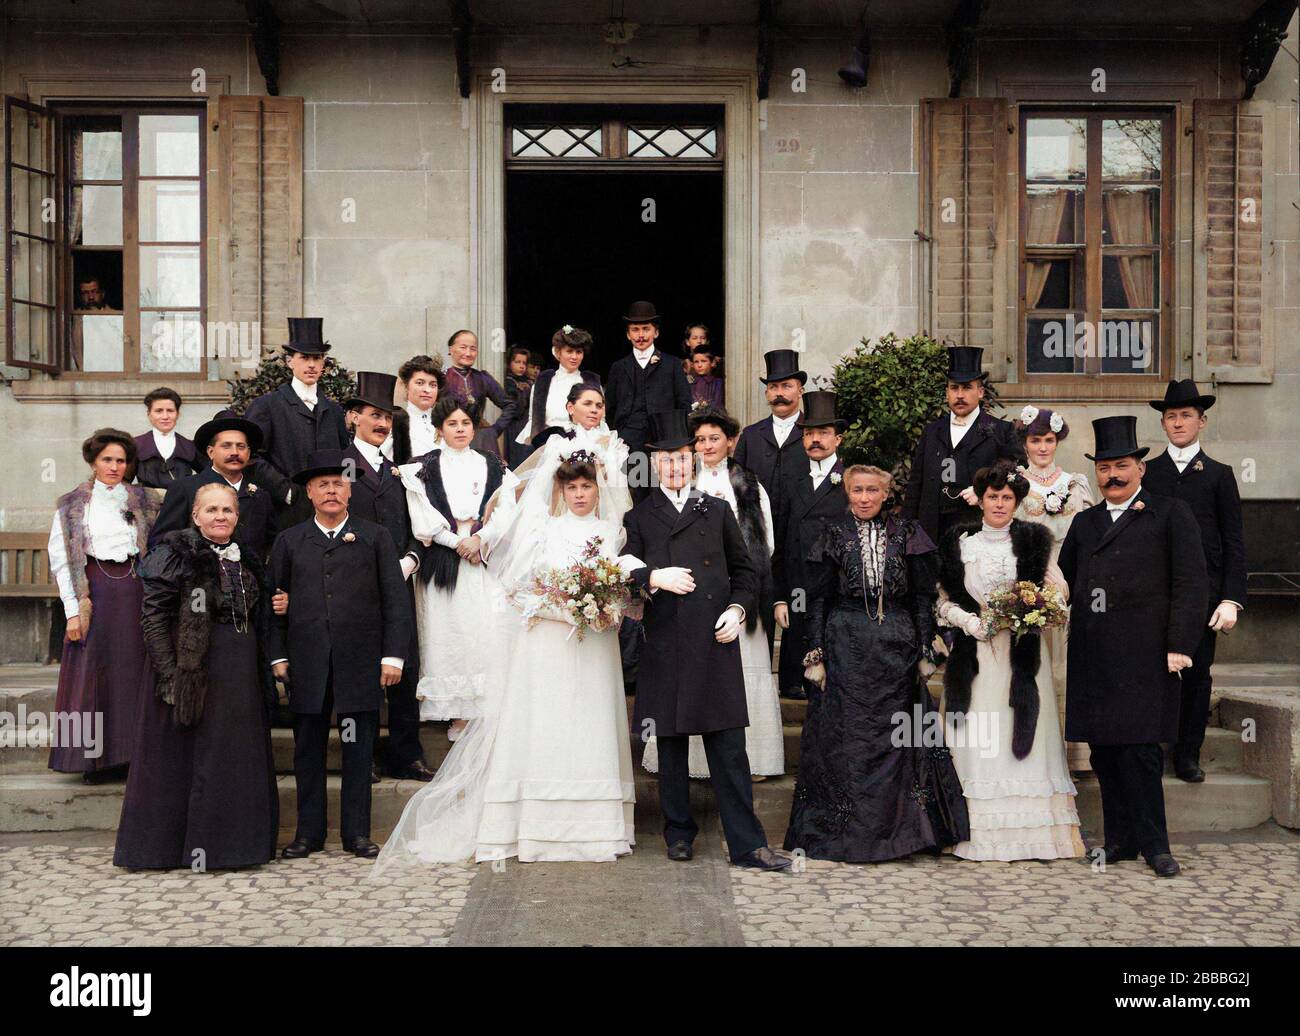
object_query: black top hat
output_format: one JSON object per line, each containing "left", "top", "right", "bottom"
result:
{"left": 759, "top": 349, "right": 808, "bottom": 386}
{"left": 194, "top": 409, "right": 263, "bottom": 454}
{"left": 293, "top": 448, "right": 348, "bottom": 485}
{"left": 795, "top": 390, "right": 846, "bottom": 431}
{"left": 622, "top": 301, "right": 662, "bottom": 324}
{"left": 945, "top": 346, "right": 989, "bottom": 383}
{"left": 645, "top": 410, "right": 695, "bottom": 451}
{"left": 1084, "top": 415, "right": 1150, "bottom": 463}
{"left": 1149, "top": 378, "right": 1216, "bottom": 413}
{"left": 345, "top": 371, "right": 398, "bottom": 413}
{"left": 284, "top": 317, "right": 331, "bottom": 355}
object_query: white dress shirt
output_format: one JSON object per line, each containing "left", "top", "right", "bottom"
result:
{"left": 771, "top": 411, "right": 799, "bottom": 448}
{"left": 290, "top": 376, "right": 318, "bottom": 410}
{"left": 405, "top": 401, "right": 439, "bottom": 457}
{"left": 632, "top": 346, "right": 655, "bottom": 369}
{"left": 47, "top": 481, "right": 140, "bottom": 619}
{"left": 661, "top": 484, "right": 691, "bottom": 511}
{"left": 949, "top": 411, "right": 975, "bottom": 449}
{"left": 698, "top": 461, "right": 776, "bottom": 554}
{"left": 1166, "top": 441, "right": 1201, "bottom": 473}
{"left": 809, "top": 453, "right": 839, "bottom": 490}
{"left": 151, "top": 428, "right": 176, "bottom": 461}
{"left": 1105, "top": 485, "right": 1143, "bottom": 521}
{"left": 352, "top": 437, "right": 387, "bottom": 475}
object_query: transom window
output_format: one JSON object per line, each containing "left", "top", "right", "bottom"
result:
{"left": 505, "top": 104, "right": 723, "bottom": 167}
{"left": 1019, "top": 109, "right": 1172, "bottom": 379}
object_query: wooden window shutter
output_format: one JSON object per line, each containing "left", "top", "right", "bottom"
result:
{"left": 216, "top": 96, "right": 303, "bottom": 357}
{"left": 922, "top": 97, "right": 1009, "bottom": 381}
{"left": 1193, "top": 98, "right": 1275, "bottom": 383}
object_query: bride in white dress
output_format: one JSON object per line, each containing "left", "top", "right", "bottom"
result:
{"left": 375, "top": 437, "right": 640, "bottom": 868}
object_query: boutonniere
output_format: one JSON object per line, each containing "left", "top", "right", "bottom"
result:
{"left": 691, "top": 494, "right": 709, "bottom": 514}
{"left": 123, "top": 509, "right": 136, "bottom": 526}
{"left": 247, "top": 483, "right": 257, "bottom": 494}
{"left": 1193, "top": 460, "right": 1204, "bottom": 472}
{"left": 1043, "top": 490, "right": 1070, "bottom": 515}
{"left": 391, "top": 465, "right": 402, "bottom": 478}
{"left": 649, "top": 353, "right": 661, "bottom": 365}
{"left": 1131, "top": 500, "right": 1145, "bottom": 512}
{"left": 342, "top": 531, "right": 357, "bottom": 543}
{"left": 829, "top": 472, "right": 842, "bottom": 485}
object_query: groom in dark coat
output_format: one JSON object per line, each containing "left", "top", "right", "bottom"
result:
{"left": 1058, "top": 416, "right": 1208, "bottom": 878}
{"left": 623, "top": 410, "right": 790, "bottom": 871}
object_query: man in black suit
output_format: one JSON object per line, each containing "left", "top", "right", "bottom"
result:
{"left": 733, "top": 348, "right": 807, "bottom": 496}
{"left": 343, "top": 372, "right": 434, "bottom": 783}
{"left": 1142, "top": 379, "right": 1248, "bottom": 783}
{"left": 245, "top": 318, "right": 350, "bottom": 531}
{"left": 901, "top": 346, "right": 1024, "bottom": 543}
{"left": 770, "top": 391, "right": 848, "bottom": 700}
{"left": 604, "top": 301, "right": 691, "bottom": 501}
{"left": 623, "top": 410, "right": 790, "bottom": 871}
{"left": 1058, "top": 416, "right": 1208, "bottom": 878}
{"left": 149, "top": 411, "right": 276, "bottom": 562}
{"left": 269, "top": 449, "right": 412, "bottom": 859}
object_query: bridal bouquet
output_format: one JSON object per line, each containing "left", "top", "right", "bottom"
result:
{"left": 981, "top": 580, "right": 1069, "bottom": 642}
{"left": 517, "top": 536, "right": 634, "bottom": 641}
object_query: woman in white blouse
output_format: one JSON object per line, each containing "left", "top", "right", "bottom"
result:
{"left": 399, "top": 397, "right": 520, "bottom": 741}
{"left": 514, "top": 326, "right": 602, "bottom": 451}
{"left": 48, "top": 429, "right": 161, "bottom": 781}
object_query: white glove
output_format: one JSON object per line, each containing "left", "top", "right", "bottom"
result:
{"left": 1209, "top": 601, "right": 1239, "bottom": 632}
{"left": 962, "top": 612, "right": 988, "bottom": 641}
{"left": 399, "top": 555, "right": 418, "bottom": 580}
{"left": 714, "top": 605, "right": 744, "bottom": 643}
{"left": 804, "top": 662, "right": 827, "bottom": 690}
{"left": 650, "top": 567, "right": 695, "bottom": 595}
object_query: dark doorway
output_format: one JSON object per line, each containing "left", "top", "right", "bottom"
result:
{"left": 505, "top": 171, "right": 724, "bottom": 383}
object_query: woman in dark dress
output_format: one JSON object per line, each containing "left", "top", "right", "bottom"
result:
{"left": 114, "top": 482, "right": 278, "bottom": 870}
{"left": 784, "top": 465, "right": 968, "bottom": 862}
{"left": 48, "top": 429, "right": 161, "bottom": 781}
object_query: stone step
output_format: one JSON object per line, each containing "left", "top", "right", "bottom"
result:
{"left": 1162, "top": 727, "right": 1244, "bottom": 775}
{"left": 1073, "top": 771, "right": 1273, "bottom": 834}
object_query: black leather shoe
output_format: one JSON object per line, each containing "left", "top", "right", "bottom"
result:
{"left": 1175, "top": 763, "right": 1205, "bottom": 783}
{"left": 666, "top": 840, "right": 693, "bottom": 862}
{"left": 1148, "top": 852, "right": 1181, "bottom": 877}
{"left": 732, "top": 846, "right": 793, "bottom": 871}
{"left": 343, "top": 837, "right": 380, "bottom": 858}
{"left": 779, "top": 685, "right": 807, "bottom": 701}
{"left": 280, "top": 838, "right": 323, "bottom": 859}
{"left": 1097, "top": 844, "right": 1139, "bottom": 865}
{"left": 395, "top": 760, "right": 437, "bottom": 782}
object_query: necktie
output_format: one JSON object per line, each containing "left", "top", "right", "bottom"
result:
{"left": 328, "top": 530, "right": 336, "bottom": 539}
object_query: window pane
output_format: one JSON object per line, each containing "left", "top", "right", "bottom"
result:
{"left": 142, "top": 311, "right": 203, "bottom": 373}
{"left": 139, "top": 245, "right": 200, "bottom": 306}
{"left": 1102, "top": 185, "right": 1159, "bottom": 244}
{"left": 1026, "top": 314, "right": 1085, "bottom": 374}
{"left": 76, "top": 314, "right": 125, "bottom": 372}
{"left": 11, "top": 235, "right": 54, "bottom": 304}
{"left": 1026, "top": 256, "right": 1080, "bottom": 309}
{"left": 1103, "top": 253, "right": 1157, "bottom": 308}
{"left": 72, "top": 185, "right": 123, "bottom": 245}
{"left": 11, "top": 301, "right": 54, "bottom": 367}
{"left": 73, "top": 120, "right": 122, "bottom": 179}
{"left": 139, "top": 114, "right": 200, "bottom": 176}
{"left": 1100, "top": 315, "right": 1158, "bottom": 373}
{"left": 1025, "top": 185, "right": 1083, "bottom": 244}
{"left": 1024, "top": 118, "right": 1086, "bottom": 181}
{"left": 9, "top": 106, "right": 51, "bottom": 173}
{"left": 1102, "top": 120, "right": 1161, "bottom": 180}
{"left": 10, "top": 168, "right": 52, "bottom": 236}
{"left": 139, "top": 181, "right": 200, "bottom": 241}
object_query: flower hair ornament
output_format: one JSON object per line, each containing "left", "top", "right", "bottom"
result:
{"left": 558, "top": 447, "right": 597, "bottom": 467}
{"left": 1049, "top": 412, "right": 1064, "bottom": 433}
{"left": 1019, "top": 405, "right": 1039, "bottom": 425}
{"left": 562, "top": 324, "right": 574, "bottom": 334}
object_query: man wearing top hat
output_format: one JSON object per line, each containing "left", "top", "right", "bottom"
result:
{"left": 269, "top": 449, "right": 413, "bottom": 859}
{"left": 734, "top": 348, "right": 808, "bottom": 496}
{"left": 343, "top": 372, "right": 435, "bottom": 783}
{"left": 623, "top": 410, "right": 790, "bottom": 871}
{"left": 1057, "top": 416, "right": 1208, "bottom": 878}
{"left": 902, "top": 346, "right": 1024, "bottom": 543}
{"left": 770, "top": 391, "right": 848, "bottom": 700}
{"left": 245, "top": 317, "right": 350, "bottom": 531}
{"left": 149, "top": 411, "right": 276, "bottom": 562}
{"left": 605, "top": 301, "right": 692, "bottom": 500}
{"left": 1142, "top": 379, "right": 1248, "bottom": 784}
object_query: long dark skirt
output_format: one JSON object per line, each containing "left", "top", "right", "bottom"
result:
{"left": 784, "top": 600, "right": 965, "bottom": 862}
{"left": 48, "top": 559, "right": 151, "bottom": 774}
{"left": 113, "top": 621, "right": 278, "bottom": 870}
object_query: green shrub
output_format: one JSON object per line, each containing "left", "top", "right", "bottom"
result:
{"left": 226, "top": 354, "right": 358, "bottom": 415}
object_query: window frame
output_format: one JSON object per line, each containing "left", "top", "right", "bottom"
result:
{"left": 4, "top": 96, "right": 58, "bottom": 373}
{"left": 1016, "top": 104, "right": 1174, "bottom": 387}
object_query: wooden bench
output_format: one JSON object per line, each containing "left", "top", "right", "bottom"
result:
{"left": 0, "top": 533, "right": 57, "bottom": 599}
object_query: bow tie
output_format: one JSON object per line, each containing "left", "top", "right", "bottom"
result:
{"left": 210, "top": 542, "right": 241, "bottom": 561}
{"left": 950, "top": 413, "right": 971, "bottom": 427}
{"left": 1106, "top": 502, "right": 1130, "bottom": 514}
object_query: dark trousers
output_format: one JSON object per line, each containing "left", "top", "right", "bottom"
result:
{"left": 656, "top": 727, "right": 766, "bottom": 860}
{"left": 292, "top": 681, "right": 379, "bottom": 844}
{"left": 622, "top": 433, "right": 651, "bottom": 504}
{"left": 1174, "top": 625, "right": 1218, "bottom": 767}
{"left": 1089, "top": 742, "right": 1170, "bottom": 859}
{"left": 379, "top": 665, "right": 423, "bottom": 770}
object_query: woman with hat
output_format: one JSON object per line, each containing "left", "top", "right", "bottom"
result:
{"left": 399, "top": 395, "right": 521, "bottom": 741}
{"left": 733, "top": 348, "right": 808, "bottom": 496}
{"left": 442, "top": 329, "right": 518, "bottom": 460}
{"left": 1012, "top": 405, "right": 1094, "bottom": 774}
{"left": 48, "top": 429, "right": 162, "bottom": 781}
{"left": 114, "top": 482, "right": 278, "bottom": 870}
{"left": 515, "top": 325, "right": 603, "bottom": 452}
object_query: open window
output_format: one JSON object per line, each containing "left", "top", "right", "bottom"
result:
{"left": 5, "top": 97, "right": 57, "bottom": 372}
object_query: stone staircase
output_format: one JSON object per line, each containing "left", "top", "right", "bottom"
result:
{"left": 1, "top": 663, "right": 1294, "bottom": 839}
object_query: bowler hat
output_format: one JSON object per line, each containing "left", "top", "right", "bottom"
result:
{"left": 945, "top": 346, "right": 989, "bottom": 383}
{"left": 795, "top": 391, "right": 846, "bottom": 431}
{"left": 645, "top": 410, "right": 695, "bottom": 451}
{"left": 283, "top": 317, "right": 331, "bottom": 355}
{"left": 293, "top": 448, "right": 348, "bottom": 485}
{"left": 345, "top": 371, "right": 398, "bottom": 413}
{"left": 622, "top": 301, "right": 662, "bottom": 324}
{"left": 194, "top": 409, "right": 263, "bottom": 454}
{"left": 1149, "top": 378, "right": 1216, "bottom": 413}
{"left": 758, "top": 349, "right": 807, "bottom": 386}
{"left": 1084, "top": 415, "right": 1150, "bottom": 463}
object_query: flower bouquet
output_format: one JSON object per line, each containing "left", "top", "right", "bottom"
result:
{"left": 517, "top": 536, "right": 634, "bottom": 641}
{"left": 981, "top": 580, "right": 1069, "bottom": 642}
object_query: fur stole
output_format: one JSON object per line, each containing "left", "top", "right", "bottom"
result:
{"left": 937, "top": 519, "right": 1052, "bottom": 759}
{"left": 416, "top": 448, "right": 504, "bottom": 591}
{"left": 727, "top": 460, "right": 772, "bottom": 633}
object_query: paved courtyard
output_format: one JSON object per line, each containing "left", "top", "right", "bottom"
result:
{"left": 3, "top": 826, "right": 1296, "bottom": 947}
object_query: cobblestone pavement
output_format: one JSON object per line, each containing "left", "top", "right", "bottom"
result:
{"left": 731, "top": 842, "right": 1300, "bottom": 947}
{"left": 2, "top": 837, "right": 1297, "bottom": 947}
